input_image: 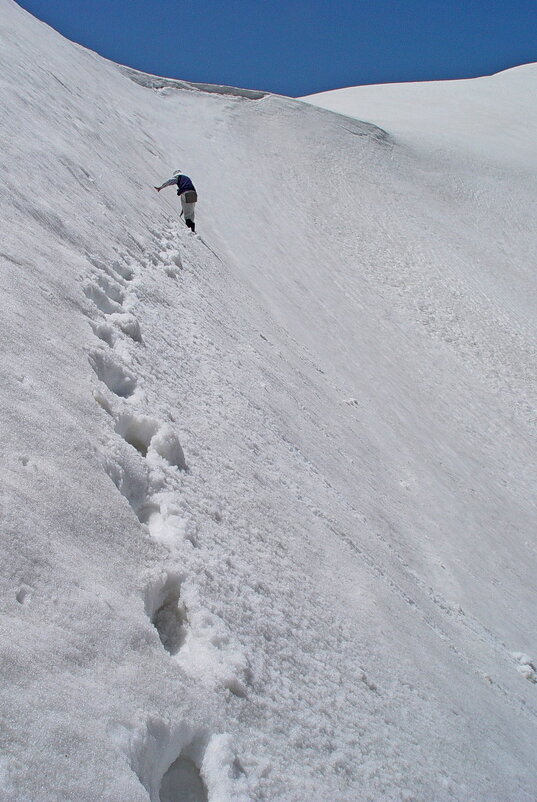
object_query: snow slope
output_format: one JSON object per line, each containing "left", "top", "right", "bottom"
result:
{"left": 1, "top": 1, "right": 537, "bottom": 799}
{"left": 304, "top": 63, "right": 537, "bottom": 168}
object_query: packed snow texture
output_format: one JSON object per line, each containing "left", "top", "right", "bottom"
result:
{"left": 1, "top": 1, "right": 537, "bottom": 799}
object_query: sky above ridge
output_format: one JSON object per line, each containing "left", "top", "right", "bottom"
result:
{"left": 15, "top": 0, "right": 537, "bottom": 96}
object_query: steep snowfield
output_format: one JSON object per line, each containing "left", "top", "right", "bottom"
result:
{"left": 1, "top": 1, "right": 537, "bottom": 799}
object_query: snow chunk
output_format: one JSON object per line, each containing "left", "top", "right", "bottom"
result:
{"left": 109, "top": 312, "right": 142, "bottom": 342}
{"left": 512, "top": 652, "right": 537, "bottom": 683}
{"left": 150, "top": 424, "right": 187, "bottom": 471}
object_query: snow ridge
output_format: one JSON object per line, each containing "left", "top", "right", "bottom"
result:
{"left": 119, "top": 65, "right": 268, "bottom": 101}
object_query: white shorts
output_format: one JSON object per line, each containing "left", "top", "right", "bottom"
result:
{"left": 181, "top": 195, "right": 195, "bottom": 221}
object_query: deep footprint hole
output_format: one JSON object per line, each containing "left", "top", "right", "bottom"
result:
{"left": 159, "top": 754, "right": 208, "bottom": 802}
{"left": 89, "top": 352, "right": 137, "bottom": 398}
{"left": 95, "top": 273, "right": 125, "bottom": 305}
{"left": 115, "top": 415, "right": 186, "bottom": 470}
{"left": 146, "top": 574, "right": 187, "bottom": 656}
{"left": 115, "top": 413, "right": 159, "bottom": 456}
{"left": 153, "top": 591, "right": 187, "bottom": 656}
{"left": 111, "top": 259, "right": 135, "bottom": 281}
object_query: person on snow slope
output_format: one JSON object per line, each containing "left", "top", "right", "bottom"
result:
{"left": 155, "top": 170, "right": 197, "bottom": 232}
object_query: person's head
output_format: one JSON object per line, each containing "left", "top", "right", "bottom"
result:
{"left": 173, "top": 169, "right": 182, "bottom": 176}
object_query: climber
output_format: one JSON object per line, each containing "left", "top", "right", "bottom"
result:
{"left": 155, "top": 170, "right": 197, "bottom": 232}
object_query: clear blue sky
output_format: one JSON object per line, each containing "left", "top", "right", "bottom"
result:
{"left": 16, "top": 0, "right": 537, "bottom": 96}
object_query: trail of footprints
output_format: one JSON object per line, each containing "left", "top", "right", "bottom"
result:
{"left": 83, "top": 233, "right": 248, "bottom": 802}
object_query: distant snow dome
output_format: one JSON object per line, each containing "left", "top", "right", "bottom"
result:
{"left": 303, "top": 62, "right": 537, "bottom": 167}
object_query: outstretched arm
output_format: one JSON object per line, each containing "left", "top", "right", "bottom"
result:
{"left": 154, "top": 176, "right": 177, "bottom": 192}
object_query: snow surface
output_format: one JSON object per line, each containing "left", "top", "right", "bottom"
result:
{"left": 304, "top": 64, "right": 537, "bottom": 169}
{"left": 1, "top": 1, "right": 537, "bottom": 799}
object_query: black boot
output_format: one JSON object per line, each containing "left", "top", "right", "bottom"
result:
{"left": 186, "top": 218, "right": 195, "bottom": 233}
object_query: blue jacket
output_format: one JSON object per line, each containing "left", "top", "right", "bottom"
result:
{"left": 177, "top": 174, "right": 196, "bottom": 194}
{"left": 160, "top": 174, "right": 196, "bottom": 194}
